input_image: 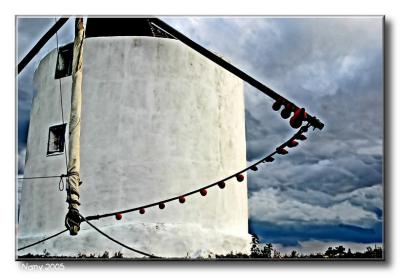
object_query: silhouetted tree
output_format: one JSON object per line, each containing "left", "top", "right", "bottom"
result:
{"left": 273, "top": 249, "right": 281, "bottom": 259}
{"left": 336, "top": 246, "right": 345, "bottom": 253}
{"left": 325, "top": 247, "right": 334, "bottom": 257}
{"left": 345, "top": 248, "right": 353, "bottom": 258}
{"left": 250, "top": 234, "right": 261, "bottom": 257}
{"left": 261, "top": 243, "right": 273, "bottom": 258}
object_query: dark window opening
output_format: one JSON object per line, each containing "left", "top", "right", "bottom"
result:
{"left": 47, "top": 124, "right": 67, "bottom": 156}
{"left": 55, "top": 43, "right": 73, "bottom": 79}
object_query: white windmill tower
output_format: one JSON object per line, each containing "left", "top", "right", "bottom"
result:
{"left": 18, "top": 18, "right": 250, "bottom": 258}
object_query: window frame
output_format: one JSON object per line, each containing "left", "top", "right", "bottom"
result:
{"left": 54, "top": 43, "right": 73, "bottom": 79}
{"left": 46, "top": 123, "right": 67, "bottom": 156}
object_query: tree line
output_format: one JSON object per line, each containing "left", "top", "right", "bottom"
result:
{"left": 215, "top": 234, "right": 383, "bottom": 259}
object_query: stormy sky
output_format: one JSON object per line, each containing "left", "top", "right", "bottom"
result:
{"left": 17, "top": 16, "right": 383, "bottom": 253}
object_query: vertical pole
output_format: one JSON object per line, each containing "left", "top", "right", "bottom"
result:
{"left": 65, "top": 18, "right": 84, "bottom": 235}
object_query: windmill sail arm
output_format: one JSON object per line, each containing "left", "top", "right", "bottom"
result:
{"left": 150, "top": 18, "right": 324, "bottom": 130}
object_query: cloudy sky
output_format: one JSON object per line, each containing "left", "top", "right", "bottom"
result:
{"left": 17, "top": 16, "right": 383, "bottom": 254}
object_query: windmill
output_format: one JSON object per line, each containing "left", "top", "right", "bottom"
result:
{"left": 17, "top": 17, "right": 324, "bottom": 258}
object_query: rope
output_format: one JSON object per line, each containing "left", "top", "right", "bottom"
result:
{"left": 79, "top": 214, "right": 161, "bottom": 258}
{"left": 55, "top": 19, "right": 65, "bottom": 125}
{"left": 18, "top": 217, "right": 159, "bottom": 258}
{"left": 18, "top": 218, "right": 158, "bottom": 258}
{"left": 17, "top": 229, "right": 68, "bottom": 251}
{"left": 58, "top": 176, "right": 65, "bottom": 191}
{"left": 18, "top": 173, "right": 69, "bottom": 191}
{"left": 18, "top": 175, "right": 66, "bottom": 180}
{"left": 17, "top": 218, "right": 158, "bottom": 258}
{"left": 54, "top": 17, "right": 69, "bottom": 175}
{"left": 84, "top": 124, "right": 310, "bottom": 222}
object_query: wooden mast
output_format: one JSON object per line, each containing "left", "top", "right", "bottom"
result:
{"left": 65, "top": 17, "right": 84, "bottom": 235}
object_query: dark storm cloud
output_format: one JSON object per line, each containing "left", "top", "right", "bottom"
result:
{"left": 163, "top": 17, "right": 383, "bottom": 244}
{"left": 249, "top": 220, "right": 383, "bottom": 246}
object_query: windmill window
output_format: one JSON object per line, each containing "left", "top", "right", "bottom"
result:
{"left": 47, "top": 124, "right": 67, "bottom": 156}
{"left": 55, "top": 43, "right": 73, "bottom": 79}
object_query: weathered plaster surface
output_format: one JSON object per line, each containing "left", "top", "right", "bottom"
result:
{"left": 19, "top": 37, "right": 249, "bottom": 257}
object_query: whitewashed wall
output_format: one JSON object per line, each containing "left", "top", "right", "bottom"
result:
{"left": 18, "top": 37, "right": 250, "bottom": 258}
